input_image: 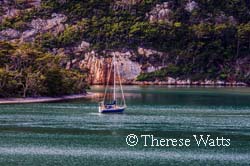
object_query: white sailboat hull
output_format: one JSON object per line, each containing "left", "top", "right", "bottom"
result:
{"left": 99, "top": 106, "right": 126, "bottom": 113}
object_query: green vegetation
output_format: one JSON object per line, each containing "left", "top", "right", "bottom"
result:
{"left": 0, "top": 41, "right": 87, "bottom": 98}
{"left": 0, "top": 0, "right": 250, "bottom": 86}
{"left": 137, "top": 64, "right": 181, "bottom": 81}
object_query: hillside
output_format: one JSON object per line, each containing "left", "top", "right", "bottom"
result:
{"left": 0, "top": 0, "right": 250, "bottom": 96}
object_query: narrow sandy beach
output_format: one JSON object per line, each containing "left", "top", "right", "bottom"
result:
{"left": 0, "top": 93, "right": 96, "bottom": 104}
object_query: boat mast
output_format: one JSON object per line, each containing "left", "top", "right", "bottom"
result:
{"left": 113, "top": 53, "right": 116, "bottom": 101}
{"left": 103, "top": 58, "right": 112, "bottom": 104}
{"left": 116, "top": 61, "right": 126, "bottom": 107}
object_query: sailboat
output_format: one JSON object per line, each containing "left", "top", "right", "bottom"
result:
{"left": 98, "top": 53, "right": 126, "bottom": 113}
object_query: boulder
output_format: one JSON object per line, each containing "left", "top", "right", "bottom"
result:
{"left": 167, "top": 77, "right": 176, "bottom": 84}
{"left": 0, "top": 28, "right": 21, "bottom": 40}
{"left": 21, "top": 29, "right": 37, "bottom": 42}
{"left": 185, "top": 1, "right": 198, "bottom": 12}
{"left": 30, "top": 0, "right": 41, "bottom": 7}
{"left": 137, "top": 47, "right": 164, "bottom": 57}
{"left": 77, "top": 41, "right": 90, "bottom": 51}
{"left": 148, "top": 2, "right": 173, "bottom": 23}
{"left": 31, "top": 13, "right": 67, "bottom": 33}
{"left": 4, "top": 8, "right": 20, "bottom": 18}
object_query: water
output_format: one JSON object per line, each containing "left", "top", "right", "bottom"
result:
{"left": 0, "top": 86, "right": 250, "bottom": 166}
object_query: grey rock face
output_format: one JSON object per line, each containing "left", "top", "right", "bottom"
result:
{"left": 78, "top": 48, "right": 168, "bottom": 84}
{"left": 185, "top": 0, "right": 198, "bottom": 12}
{"left": 21, "top": 29, "right": 37, "bottom": 42}
{"left": 29, "top": 0, "right": 41, "bottom": 7}
{"left": 148, "top": 2, "right": 173, "bottom": 24}
{"left": 0, "top": 28, "right": 21, "bottom": 40}
{"left": 19, "top": 13, "right": 67, "bottom": 42}
{"left": 31, "top": 13, "right": 67, "bottom": 33}
{"left": 80, "top": 51, "right": 141, "bottom": 84}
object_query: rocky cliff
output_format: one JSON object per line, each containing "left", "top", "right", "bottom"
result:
{"left": 78, "top": 48, "right": 166, "bottom": 84}
{"left": 0, "top": 0, "right": 249, "bottom": 86}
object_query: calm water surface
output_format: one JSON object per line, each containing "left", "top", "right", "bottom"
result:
{"left": 0, "top": 86, "right": 250, "bottom": 166}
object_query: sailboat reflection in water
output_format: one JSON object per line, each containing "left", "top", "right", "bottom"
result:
{"left": 98, "top": 53, "right": 126, "bottom": 113}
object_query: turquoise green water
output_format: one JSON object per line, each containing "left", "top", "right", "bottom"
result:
{"left": 0, "top": 86, "right": 250, "bottom": 166}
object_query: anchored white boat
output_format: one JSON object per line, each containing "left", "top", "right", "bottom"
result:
{"left": 98, "top": 53, "right": 126, "bottom": 113}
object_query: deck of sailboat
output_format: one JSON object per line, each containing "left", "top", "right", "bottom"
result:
{"left": 99, "top": 105, "right": 126, "bottom": 113}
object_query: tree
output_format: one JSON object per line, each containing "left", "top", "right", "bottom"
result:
{"left": 238, "top": 23, "right": 250, "bottom": 55}
{"left": 44, "top": 67, "right": 63, "bottom": 97}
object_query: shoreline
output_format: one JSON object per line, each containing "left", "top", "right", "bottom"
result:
{"left": 92, "top": 82, "right": 249, "bottom": 87}
{"left": 131, "top": 81, "right": 249, "bottom": 86}
{"left": 0, "top": 93, "right": 96, "bottom": 104}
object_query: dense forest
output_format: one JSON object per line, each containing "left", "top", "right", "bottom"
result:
{"left": 0, "top": 0, "right": 250, "bottom": 97}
